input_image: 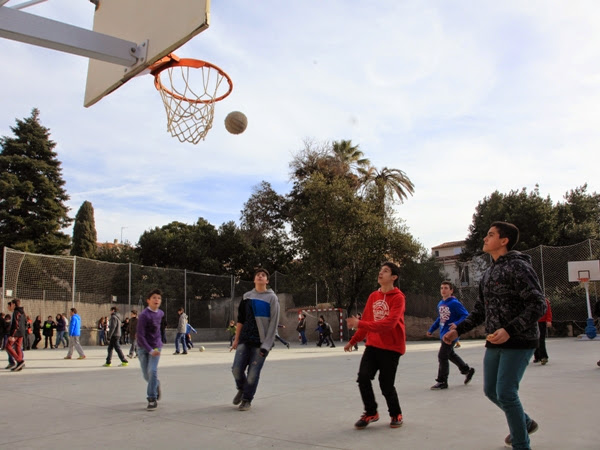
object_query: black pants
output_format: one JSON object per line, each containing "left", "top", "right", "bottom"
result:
{"left": 106, "top": 336, "right": 127, "bottom": 364}
{"left": 32, "top": 333, "right": 41, "bottom": 349}
{"left": 357, "top": 346, "right": 402, "bottom": 417}
{"left": 534, "top": 322, "right": 548, "bottom": 360}
{"left": 437, "top": 341, "right": 470, "bottom": 383}
{"left": 44, "top": 336, "right": 54, "bottom": 348}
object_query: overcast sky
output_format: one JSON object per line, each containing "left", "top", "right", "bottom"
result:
{"left": 1, "top": 1, "right": 599, "bottom": 252}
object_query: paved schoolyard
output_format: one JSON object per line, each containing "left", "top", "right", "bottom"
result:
{"left": 0, "top": 337, "right": 597, "bottom": 449}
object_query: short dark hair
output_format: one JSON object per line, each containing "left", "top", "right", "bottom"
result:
{"left": 441, "top": 280, "right": 455, "bottom": 291}
{"left": 490, "top": 221, "right": 520, "bottom": 250}
{"left": 70, "top": 307, "right": 77, "bottom": 314}
{"left": 12, "top": 298, "right": 21, "bottom": 307}
{"left": 131, "top": 309, "right": 137, "bottom": 315}
{"left": 146, "top": 288, "right": 162, "bottom": 299}
{"left": 381, "top": 262, "right": 401, "bottom": 287}
{"left": 111, "top": 306, "right": 118, "bottom": 312}
{"left": 254, "top": 268, "right": 270, "bottom": 280}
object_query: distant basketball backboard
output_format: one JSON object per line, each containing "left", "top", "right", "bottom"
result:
{"left": 567, "top": 260, "right": 600, "bottom": 282}
{"left": 84, "top": 0, "right": 210, "bottom": 107}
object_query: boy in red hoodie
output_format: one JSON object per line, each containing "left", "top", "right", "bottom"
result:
{"left": 344, "top": 262, "right": 406, "bottom": 430}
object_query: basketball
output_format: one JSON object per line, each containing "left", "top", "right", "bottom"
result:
{"left": 224, "top": 111, "right": 248, "bottom": 134}
{"left": 199, "top": 346, "right": 206, "bottom": 352}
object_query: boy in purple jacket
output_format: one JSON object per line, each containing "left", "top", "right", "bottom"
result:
{"left": 136, "top": 289, "right": 164, "bottom": 411}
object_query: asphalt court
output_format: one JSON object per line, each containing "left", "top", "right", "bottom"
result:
{"left": 0, "top": 337, "right": 597, "bottom": 449}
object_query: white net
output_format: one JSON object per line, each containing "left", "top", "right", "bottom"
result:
{"left": 155, "top": 60, "right": 232, "bottom": 144}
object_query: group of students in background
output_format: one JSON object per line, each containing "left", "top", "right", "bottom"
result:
{"left": 0, "top": 309, "right": 72, "bottom": 351}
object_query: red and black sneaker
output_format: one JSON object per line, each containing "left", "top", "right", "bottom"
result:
{"left": 390, "top": 414, "right": 403, "bottom": 428}
{"left": 354, "top": 412, "right": 379, "bottom": 429}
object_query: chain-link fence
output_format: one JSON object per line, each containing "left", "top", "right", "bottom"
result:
{"left": 3, "top": 241, "right": 599, "bottom": 330}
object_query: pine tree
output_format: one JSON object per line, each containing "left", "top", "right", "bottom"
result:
{"left": 0, "top": 108, "right": 71, "bottom": 254}
{"left": 72, "top": 201, "right": 97, "bottom": 258}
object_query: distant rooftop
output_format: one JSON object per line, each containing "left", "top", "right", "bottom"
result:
{"left": 431, "top": 240, "right": 465, "bottom": 250}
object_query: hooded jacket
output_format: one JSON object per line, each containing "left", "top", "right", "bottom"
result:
{"left": 107, "top": 312, "right": 122, "bottom": 339}
{"left": 69, "top": 314, "right": 82, "bottom": 337}
{"left": 177, "top": 312, "right": 188, "bottom": 333}
{"left": 349, "top": 287, "right": 406, "bottom": 355}
{"left": 237, "top": 288, "right": 280, "bottom": 352}
{"left": 456, "top": 251, "right": 546, "bottom": 349}
{"left": 429, "top": 296, "right": 469, "bottom": 341}
{"left": 10, "top": 306, "right": 27, "bottom": 338}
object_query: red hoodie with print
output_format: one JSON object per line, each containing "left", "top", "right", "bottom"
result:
{"left": 349, "top": 287, "right": 406, "bottom": 355}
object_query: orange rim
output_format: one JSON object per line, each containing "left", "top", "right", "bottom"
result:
{"left": 150, "top": 54, "right": 233, "bottom": 104}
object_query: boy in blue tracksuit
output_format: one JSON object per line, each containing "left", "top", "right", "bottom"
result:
{"left": 427, "top": 281, "right": 475, "bottom": 390}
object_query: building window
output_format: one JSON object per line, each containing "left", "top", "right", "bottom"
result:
{"left": 434, "top": 250, "right": 439, "bottom": 257}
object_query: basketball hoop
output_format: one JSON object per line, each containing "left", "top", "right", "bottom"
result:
{"left": 578, "top": 277, "right": 590, "bottom": 284}
{"left": 150, "top": 54, "right": 233, "bottom": 144}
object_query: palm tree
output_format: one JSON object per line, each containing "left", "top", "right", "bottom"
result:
{"left": 331, "top": 140, "right": 370, "bottom": 174}
{"left": 360, "top": 166, "right": 415, "bottom": 216}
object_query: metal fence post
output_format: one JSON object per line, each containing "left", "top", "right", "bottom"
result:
{"left": 1, "top": 246, "right": 6, "bottom": 311}
{"left": 540, "top": 245, "right": 546, "bottom": 296}
{"left": 72, "top": 255, "right": 76, "bottom": 307}
{"left": 128, "top": 262, "right": 131, "bottom": 311}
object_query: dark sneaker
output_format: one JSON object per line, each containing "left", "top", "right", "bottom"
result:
{"left": 238, "top": 400, "right": 252, "bottom": 411}
{"left": 182, "top": 352, "right": 188, "bottom": 355}
{"left": 233, "top": 390, "right": 243, "bottom": 405}
{"left": 504, "top": 419, "right": 538, "bottom": 447}
{"left": 157, "top": 385, "right": 162, "bottom": 401}
{"left": 64, "top": 356, "right": 72, "bottom": 359}
{"left": 354, "top": 412, "right": 379, "bottom": 429}
{"left": 5, "top": 363, "right": 16, "bottom": 370}
{"left": 430, "top": 382, "right": 448, "bottom": 390}
{"left": 147, "top": 400, "right": 158, "bottom": 411}
{"left": 464, "top": 368, "right": 475, "bottom": 385}
{"left": 390, "top": 414, "right": 403, "bottom": 428}
{"left": 532, "top": 359, "right": 540, "bottom": 363}
{"left": 173, "top": 352, "right": 180, "bottom": 355}
{"left": 12, "top": 361, "right": 25, "bottom": 372}
{"left": 597, "top": 360, "right": 600, "bottom": 367}
{"left": 540, "top": 358, "right": 548, "bottom": 365}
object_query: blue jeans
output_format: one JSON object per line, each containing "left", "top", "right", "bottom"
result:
{"left": 55, "top": 331, "right": 67, "bottom": 347}
{"left": 299, "top": 330, "right": 307, "bottom": 344}
{"left": 231, "top": 343, "right": 267, "bottom": 402}
{"left": 483, "top": 347, "right": 535, "bottom": 450}
{"left": 175, "top": 333, "right": 187, "bottom": 353}
{"left": 138, "top": 347, "right": 161, "bottom": 401}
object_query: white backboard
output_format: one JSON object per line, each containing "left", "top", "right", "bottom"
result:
{"left": 568, "top": 260, "right": 600, "bottom": 282}
{"left": 84, "top": 0, "right": 210, "bottom": 107}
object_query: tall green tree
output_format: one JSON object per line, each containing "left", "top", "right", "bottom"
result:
{"left": 464, "top": 186, "right": 557, "bottom": 256}
{"left": 0, "top": 108, "right": 71, "bottom": 254}
{"left": 71, "top": 201, "right": 97, "bottom": 258}
{"left": 240, "top": 181, "right": 294, "bottom": 275}
{"left": 360, "top": 166, "right": 415, "bottom": 216}
{"left": 554, "top": 184, "right": 600, "bottom": 245}
{"left": 331, "top": 139, "right": 370, "bottom": 174}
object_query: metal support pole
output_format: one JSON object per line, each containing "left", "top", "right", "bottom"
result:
{"left": 0, "top": 7, "right": 147, "bottom": 66}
